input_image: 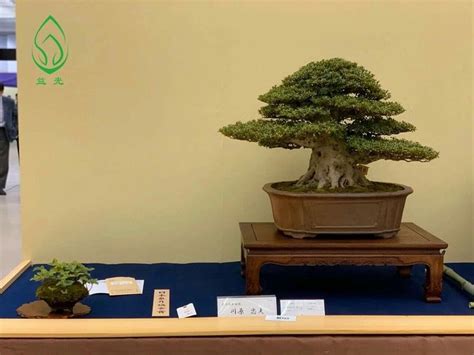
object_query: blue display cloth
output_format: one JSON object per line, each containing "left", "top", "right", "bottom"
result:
{"left": 0, "top": 263, "right": 472, "bottom": 318}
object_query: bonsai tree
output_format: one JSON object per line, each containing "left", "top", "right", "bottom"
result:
{"left": 220, "top": 58, "right": 438, "bottom": 191}
{"left": 31, "top": 259, "right": 97, "bottom": 313}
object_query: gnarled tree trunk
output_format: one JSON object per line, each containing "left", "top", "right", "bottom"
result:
{"left": 296, "top": 143, "right": 368, "bottom": 189}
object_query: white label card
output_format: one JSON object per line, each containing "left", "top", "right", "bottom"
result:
{"left": 217, "top": 295, "right": 277, "bottom": 317}
{"left": 177, "top": 303, "right": 197, "bottom": 318}
{"left": 280, "top": 299, "right": 325, "bottom": 316}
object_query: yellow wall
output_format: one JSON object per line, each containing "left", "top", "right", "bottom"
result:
{"left": 17, "top": 0, "right": 472, "bottom": 263}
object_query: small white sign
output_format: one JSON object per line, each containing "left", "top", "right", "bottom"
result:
{"left": 265, "top": 315, "right": 296, "bottom": 322}
{"left": 280, "top": 299, "right": 325, "bottom": 316}
{"left": 217, "top": 295, "right": 277, "bottom": 317}
{"left": 177, "top": 303, "right": 197, "bottom": 318}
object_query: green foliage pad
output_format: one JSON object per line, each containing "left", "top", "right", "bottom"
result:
{"left": 220, "top": 58, "right": 438, "bottom": 174}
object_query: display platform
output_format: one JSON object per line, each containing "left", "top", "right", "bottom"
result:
{"left": 241, "top": 222, "right": 447, "bottom": 302}
{"left": 0, "top": 262, "right": 473, "bottom": 318}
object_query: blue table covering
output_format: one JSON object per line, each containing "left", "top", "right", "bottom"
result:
{"left": 0, "top": 262, "right": 472, "bottom": 318}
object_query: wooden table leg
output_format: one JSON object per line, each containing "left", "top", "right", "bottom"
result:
{"left": 245, "top": 256, "right": 263, "bottom": 295}
{"left": 397, "top": 266, "right": 412, "bottom": 278}
{"left": 240, "top": 244, "right": 246, "bottom": 278}
{"left": 424, "top": 256, "right": 443, "bottom": 303}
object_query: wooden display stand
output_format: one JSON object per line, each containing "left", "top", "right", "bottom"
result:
{"left": 240, "top": 222, "right": 448, "bottom": 302}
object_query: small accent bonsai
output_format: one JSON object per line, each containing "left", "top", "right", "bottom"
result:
{"left": 220, "top": 58, "right": 438, "bottom": 191}
{"left": 31, "top": 259, "right": 97, "bottom": 313}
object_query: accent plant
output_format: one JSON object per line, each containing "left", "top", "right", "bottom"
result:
{"left": 220, "top": 58, "right": 438, "bottom": 191}
{"left": 31, "top": 259, "right": 97, "bottom": 313}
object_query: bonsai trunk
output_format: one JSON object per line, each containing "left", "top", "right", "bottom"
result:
{"left": 296, "top": 144, "right": 368, "bottom": 189}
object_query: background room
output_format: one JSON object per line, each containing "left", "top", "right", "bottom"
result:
{"left": 0, "top": 1, "right": 472, "bottom": 351}
{"left": 16, "top": 1, "right": 473, "bottom": 265}
{"left": 0, "top": 0, "right": 19, "bottom": 278}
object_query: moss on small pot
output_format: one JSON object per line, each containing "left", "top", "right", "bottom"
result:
{"left": 273, "top": 181, "right": 403, "bottom": 194}
{"left": 36, "top": 279, "right": 89, "bottom": 313}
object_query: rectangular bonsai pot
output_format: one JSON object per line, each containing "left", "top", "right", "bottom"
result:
{"left": 263, "top": 182, "right": 413, "bottom": 239}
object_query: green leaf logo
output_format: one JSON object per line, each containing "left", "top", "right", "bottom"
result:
{"left": 32, "top": 15, "right": 68, "bottom": 75}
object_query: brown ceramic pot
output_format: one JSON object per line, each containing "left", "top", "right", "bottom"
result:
{"left": 263, "top": 182, "right": 413, "bottom": 239}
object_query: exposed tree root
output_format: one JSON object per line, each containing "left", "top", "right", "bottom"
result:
{"left": 296, "top": 145, "right": 368, "bottom": 189}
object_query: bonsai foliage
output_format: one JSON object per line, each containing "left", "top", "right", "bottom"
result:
{"left": 31, "top": 259, "right": 97, "bottom": 295}
{"left": 220, "top": 58, "right": 438, "bottom": 190}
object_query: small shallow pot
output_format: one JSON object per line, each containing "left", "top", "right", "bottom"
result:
{"left": 43, "top": 299, "right": 81, "bottom": 314}
{"left": 263, "top": 182, "right": 413, "bottom": 239}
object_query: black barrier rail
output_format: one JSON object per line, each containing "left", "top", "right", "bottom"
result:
{"left": 0, "top": 49, "right": 16, "bottom": 61}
